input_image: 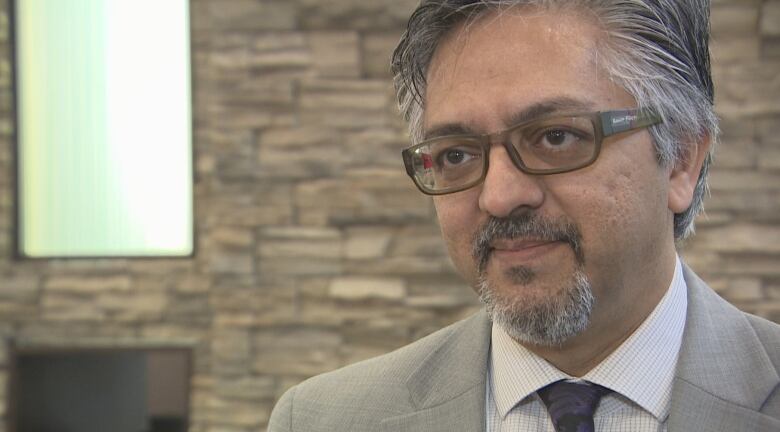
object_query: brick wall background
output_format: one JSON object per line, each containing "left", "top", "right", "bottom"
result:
{"left": 0, "top": 1, "right": 777, "bottom": 431}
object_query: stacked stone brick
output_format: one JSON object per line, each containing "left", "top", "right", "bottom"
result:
{"left": 0, "top": 1, "right": 776, "bottom": 431}
{"left": 683, "top": 0, "right": 780, "bottom": 318}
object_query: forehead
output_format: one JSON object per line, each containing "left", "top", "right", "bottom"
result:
{"left": 424, "top": 8, "right": 632, "bottom": 132}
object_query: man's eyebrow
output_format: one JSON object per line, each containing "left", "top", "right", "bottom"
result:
{"left": 505, "top": 97, "right": 596, "bottom": 126}
{"left": 422, "top": 97, "right": 596, "bottom": 141}
{"left": 423, "top": 123, "right": 477, "bottom": 141}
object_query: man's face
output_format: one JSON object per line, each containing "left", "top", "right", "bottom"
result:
{"left": 424, "top": 9, "right": 678, "bottom": 345}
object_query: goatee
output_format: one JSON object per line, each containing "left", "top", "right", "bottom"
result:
{"left": 472, "top": 213, "right": 593, "bottom": 346}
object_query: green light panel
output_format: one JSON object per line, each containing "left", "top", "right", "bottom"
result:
{"left": 16, "top": 0, "right": 193, "bottom": 257}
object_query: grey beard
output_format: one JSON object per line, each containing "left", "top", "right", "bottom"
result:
{"left": 478, "top": 268, "right": 594, "bottom": 346}
{"left": 472, "top": 213, "right": 592, "bottom": 346}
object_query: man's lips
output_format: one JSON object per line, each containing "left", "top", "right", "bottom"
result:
{"left": 472, "top": 215, "right": 584, "bottom": 272}
{"left": 489, "top": 239, "right": 565, "bottom": 262}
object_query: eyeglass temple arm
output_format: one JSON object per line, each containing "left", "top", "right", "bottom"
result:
{"left": 600, "top": 109, "right": 662, "bottom": 137}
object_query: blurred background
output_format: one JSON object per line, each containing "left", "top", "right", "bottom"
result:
{"left": 0, "top": 0, "right": 778, "bottom": 431}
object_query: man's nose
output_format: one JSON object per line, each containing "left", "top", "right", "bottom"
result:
{"left": 478, "top": 145, "right": 545, "bottom": 218}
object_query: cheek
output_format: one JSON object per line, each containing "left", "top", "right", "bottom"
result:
{"left": 433, "top": 195, "right": 481, "bottom": 282}
{"left": 601, "top": 172, "right": 639, "bottom": 235}
{"left": 574, "top": 162, "right": 668, "bottom": 261}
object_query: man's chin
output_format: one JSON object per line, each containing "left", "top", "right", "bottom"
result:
{"left": 480, "top": 264, "right": 571, "bottom": 297}
{"left": 477, "top": 268, "right": 595, "bottom": 347}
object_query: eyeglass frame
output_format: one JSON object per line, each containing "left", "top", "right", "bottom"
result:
{"left": 401, "top": 108, "right": 663, "bottom": 196}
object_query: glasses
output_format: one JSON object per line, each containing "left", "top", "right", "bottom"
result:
{"left": 401, "top": 109, "right": 662, "bottom": 196}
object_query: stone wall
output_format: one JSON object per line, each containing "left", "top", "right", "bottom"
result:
{"left": 684, "top": 0, "right": 780, "bottom": 315}
{"left": 0, "top": 1, "right": 777, "bottom": 431}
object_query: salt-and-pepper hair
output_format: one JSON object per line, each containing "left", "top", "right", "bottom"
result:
{"left": 391, "top": 0, "right": 719, "bottom": 240}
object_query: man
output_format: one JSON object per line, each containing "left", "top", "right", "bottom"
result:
{"left": 269, "top": 1, "right": 780, "bottom": 431}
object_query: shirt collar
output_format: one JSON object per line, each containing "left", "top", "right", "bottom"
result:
{"left": 489, "top": 256, "right": 688, "bottom": 421}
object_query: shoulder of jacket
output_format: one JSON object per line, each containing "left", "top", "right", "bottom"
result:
{"left": 300, "top": 311, "right": 482, "bottom": 391}
{"left": 268, "top": 311, "right": 485, "bottom": 430}
{"left": 744, "top": 312, "right": 780, "bottom": 371}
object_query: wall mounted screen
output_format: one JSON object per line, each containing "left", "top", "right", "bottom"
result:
{"left": 15, "top": 0, "right": 193, "bottom": 257}
{"left": 11, "top": 349, "right": 191, "bottom": 432}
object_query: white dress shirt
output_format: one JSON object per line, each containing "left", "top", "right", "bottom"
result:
{"left": 486, "top": 256, "right": 688, "bottom": 432}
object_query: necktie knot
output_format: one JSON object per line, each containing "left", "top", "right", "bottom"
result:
{"left": 537, "top": 381, "right": 611, "bottom": 432}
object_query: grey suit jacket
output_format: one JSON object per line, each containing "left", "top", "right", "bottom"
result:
{"left": 268, "top": 266, "right": 780, "bottom": 431}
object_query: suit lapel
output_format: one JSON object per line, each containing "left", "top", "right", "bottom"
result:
{"left": 381, "top": 311, "right": 492, "bottom": 432}
{"left": 379, "top": 384, "right": 485, "bottom": 432}
{"left": 669, "top": 266, "right": 780, "bottom": 431}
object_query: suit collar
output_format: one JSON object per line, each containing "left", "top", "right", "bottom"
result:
{"left": 381, "top": 310, "right": 491, "bottom": 432}
{"left": 669, "top": 265, "right": 780, "bottom": 429}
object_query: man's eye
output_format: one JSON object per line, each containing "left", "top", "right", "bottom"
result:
{"left": 446, "top": 149, "right": 466, "bottom": 164}
{"left": 545, "top": 130, "right": 569, "bottom": 145}
{"left": 440, "top": 148, "right": 477, "bottom": 167}
{"left": 539, "top": 129, "right": 585, "bottom": 149}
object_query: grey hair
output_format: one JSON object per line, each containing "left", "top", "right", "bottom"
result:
{"left": 391, "top": 0, "right": 719, "bottom": 240}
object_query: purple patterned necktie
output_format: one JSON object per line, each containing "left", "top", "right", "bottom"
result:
{"left": 537, "top": 381, "right": 612, "bottom": 432}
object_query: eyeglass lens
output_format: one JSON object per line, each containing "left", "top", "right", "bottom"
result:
{"left": 409, "top": 116, "right": 597, "bottom": 192}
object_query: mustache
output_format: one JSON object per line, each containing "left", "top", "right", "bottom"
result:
{"left": 472, "top": 213, "right": 584, "bottom": 272}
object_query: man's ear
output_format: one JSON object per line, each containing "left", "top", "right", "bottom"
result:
{"left": 668, "top": 133, "right": 712, "bottom": 214}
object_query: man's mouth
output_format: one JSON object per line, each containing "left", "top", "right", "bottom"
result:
{"left": 489, "top": 239, "right": 565, "bottom": 263}
{"left": 472, "top": 214, "right": 584, "bottom": 273}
